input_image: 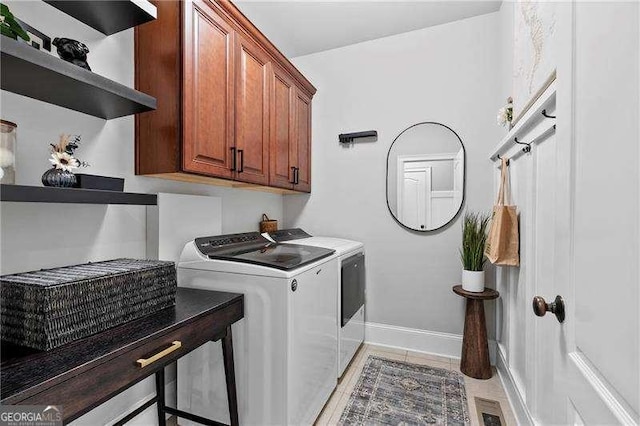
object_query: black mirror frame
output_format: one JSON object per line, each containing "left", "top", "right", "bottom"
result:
{"left": 385, "top": 121, "right": 466, "bottom": 233}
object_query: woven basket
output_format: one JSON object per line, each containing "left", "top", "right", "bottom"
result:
{"left": 259, "top": 213, "right": 278, "bottom": 233}
{"left": 1, "top": 259, "right": 177, "bottom": 351}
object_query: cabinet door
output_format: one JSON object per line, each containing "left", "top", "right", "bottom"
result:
{"left": 235, "top": 33, "right": 270, "bottom": 185}
{"left": 183, "top": 0, "right": 235, "bottom": 178}
{"left": 294, "top": 89, "right": 312, "bottom": 192}
{"left": 269, "top": 65, "right": 296, "bottom": 190}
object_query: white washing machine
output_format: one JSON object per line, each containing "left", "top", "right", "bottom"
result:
{"left": 268, "top": 229, "right": 365, "bottom": 378}
{"left": 177, "top": 232, "right": 338, "bottom": 426}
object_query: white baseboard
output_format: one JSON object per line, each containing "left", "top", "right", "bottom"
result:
{"left": 365, "top": 322, "right": 496, "bottom": 363}
{"left": 495, "top": 347, "right": 533, "bottom": 426}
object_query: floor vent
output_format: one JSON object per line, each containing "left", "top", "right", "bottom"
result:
{"left": 475, "top": 397, "right": 506, "bottom": 426}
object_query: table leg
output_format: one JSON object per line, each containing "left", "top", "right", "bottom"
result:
{"left": 155, "top": 368, "right": 166, "bottom": 426}
{"left": 221, "top": 325, "right": 239, "bottom": 426}
{"left": 460, "top": 299, "right": 492, "bottom": 379}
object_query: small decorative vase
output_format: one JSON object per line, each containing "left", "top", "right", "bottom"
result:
{"left": 0, "top": 120, "right": 17, "bottom": 184}
{"left": 42, "top": 167, "right": 76, "bottom": 187}
{"left": 462, "top": 270, "right": 485, "bottom": 292}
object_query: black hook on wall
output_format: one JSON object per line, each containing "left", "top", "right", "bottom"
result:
{"left": 541, "top": 109, "right": 556, "bottom": 119}
{"left": 497, "top": 154, "right": 510, "bottom": 166}
{"left": 514, "top": 137, "right": 532, "bottom": 153}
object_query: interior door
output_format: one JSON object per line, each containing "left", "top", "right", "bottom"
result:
{"left": 182, "top": 0, "right": 235, "bottom": 178}
{"left": 453, "top": 148, "right": 464, "bottom": 208}
{"left": 269, "top": 64, "right": 295, "bottom": 190}
{"left": 530, "top": 2, "right": 639, "bottom": 424}
{"left": 399, "top": 169, "right": 430, "bottom": 230}
{"left": 293, "top": 89, "right": 312, "bottom": 192}
{"left": 234, "top": 33, "right": 270, "bottom": 185}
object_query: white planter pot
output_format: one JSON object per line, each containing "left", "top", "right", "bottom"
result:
{"left": 462, "top": 270, "right": 485, "bottom": 292}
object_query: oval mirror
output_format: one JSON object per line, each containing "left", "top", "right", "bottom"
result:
{"left": 386, "top": 122, "right": 465, "bottom": 232}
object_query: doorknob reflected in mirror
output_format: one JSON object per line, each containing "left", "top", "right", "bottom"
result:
{"left": 532, "top": 295, "right": 565, "bottom": 323}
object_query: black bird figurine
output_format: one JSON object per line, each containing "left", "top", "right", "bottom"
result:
{"left": 52, "top": 37, "right": 91, "bottom": 71}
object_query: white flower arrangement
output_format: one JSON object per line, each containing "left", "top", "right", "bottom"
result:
{"left": 497, "top": 97, "right": 513, "bottom": 127}
{"left": 48, "top": 134, "right": 89, "bottom": 172}
{"left": 49, "top": 151, "right": 79, "bottom": 172}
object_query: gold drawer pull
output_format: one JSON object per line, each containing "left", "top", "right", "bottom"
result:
{"left": 136, "top": 341, "right": 182, "bottom": 368}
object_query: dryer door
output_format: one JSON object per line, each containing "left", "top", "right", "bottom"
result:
{"left": 341, "top": 253, "right": 365, "bottom": 327}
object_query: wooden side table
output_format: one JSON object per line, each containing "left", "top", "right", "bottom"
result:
{"left": 452, "top": 285, "right": 499, "bottom": 380}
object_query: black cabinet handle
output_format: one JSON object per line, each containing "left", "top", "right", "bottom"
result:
{"left": 238, "top": 149, "right": 244, "bottom": 173}
{"left": 294, "top": 167, "right": 299, "bottom": 184}
{"left": 290, "top": 166, "right": 296, "bottom": 184}
{"left": 230, "top": 147, "right": 236, "bottom": 171}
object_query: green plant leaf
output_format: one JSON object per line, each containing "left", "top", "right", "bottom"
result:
{"left": 0, "top": 2, "right": 30, "bottom": 41}
{"left": 1, "top": 23, "right": 17, "bottom": 39}
{"left": 460, "top": 211, "right": 491, "bottom": 271}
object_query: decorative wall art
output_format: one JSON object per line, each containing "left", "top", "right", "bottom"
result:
{"left": 512, "top": 0, "right": 557, "bottom": 123}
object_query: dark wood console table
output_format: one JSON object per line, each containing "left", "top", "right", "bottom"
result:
{"left": 452, "top": 285, "right": 499, "bottom": 380}
{"left": 1, "top": 288, "right": 244, "bottom": 426}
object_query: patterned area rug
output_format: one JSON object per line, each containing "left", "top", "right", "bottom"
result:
{"left": 338, "top": 356, "right": 470, "bottom": 425}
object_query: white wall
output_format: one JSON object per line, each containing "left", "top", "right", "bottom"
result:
{"left": 498, "top": 1, "right": 514, "bottom": 107}
{"left": 0, "top": 1, "right": 282, "bottom": 424}
{"left": 285, "top": 13, "right": 503, "bottom": 338}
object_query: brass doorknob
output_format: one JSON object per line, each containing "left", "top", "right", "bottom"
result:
{"left": 532, "top": 295, "right": 565, "bottom": 323}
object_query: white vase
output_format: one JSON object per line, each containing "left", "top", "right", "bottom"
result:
{"left": 462, "top": 270, "right": 485, "bottom": 292}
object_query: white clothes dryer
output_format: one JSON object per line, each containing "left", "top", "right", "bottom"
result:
{"left": 268, "top": 229, "right": 365, "bottom": 378}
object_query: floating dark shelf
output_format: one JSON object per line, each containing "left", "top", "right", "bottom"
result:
{"left": 339, "top": 130, "right": 378, "bottom": 143}
{"left": 1, "top": 184, "right": 157, "bottom": 205}
{"left": 43, "top": 0, "right": 157, "bottom": 35}
{"left": 0, "top": 37, "right": 156, "bottom": 119}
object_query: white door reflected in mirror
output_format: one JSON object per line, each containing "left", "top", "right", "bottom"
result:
{"left": 387, "top": 123, "right": 465, "bottom": 231}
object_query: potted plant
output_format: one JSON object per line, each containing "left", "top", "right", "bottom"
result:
{"left": 460, "top": 212, "right": 490, "bottom": 292}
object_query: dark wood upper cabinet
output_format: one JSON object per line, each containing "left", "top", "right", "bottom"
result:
{"left": 268, "top": 70, "right": 312, "bottom": 193}
{"left": 135, "top": 0, "right": 181, "bottom": 175}
{"left": 269, "top": 64, "right": 296, "bottom": 190}
{"left": 294, "top": 89, "right": 312, "bottom": 193}
{"left": 135, "top": 0, "right": 315, "bottom": 193}
{"left": 235, "top": 33, "right": 270, "bottom": 185}
{"left": 182, "top": 0, "right": 235, "bottom": 178}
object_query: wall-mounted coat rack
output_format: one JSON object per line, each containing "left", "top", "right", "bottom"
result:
{"left": 489, "top": 79, "right": 557, "bottom": 165}
{"left": 514, "top": 137, "right": 532, "bottom": 153}
{"left": 339, "top": 130, "right": 378, "bottom": 143}
{"left": 541, "top": 109, "right": 556, "bottom": 119}
{"left": 497, "top": 154, "right": 510, "bottom": 166}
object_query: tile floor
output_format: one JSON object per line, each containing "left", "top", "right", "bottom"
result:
{"left": 315, "top": 344, "right": 517, "bottom": 426}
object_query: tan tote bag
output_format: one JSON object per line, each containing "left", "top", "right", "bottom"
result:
{"left": 485, "top": 157, "right": 520, "bottom": 266}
